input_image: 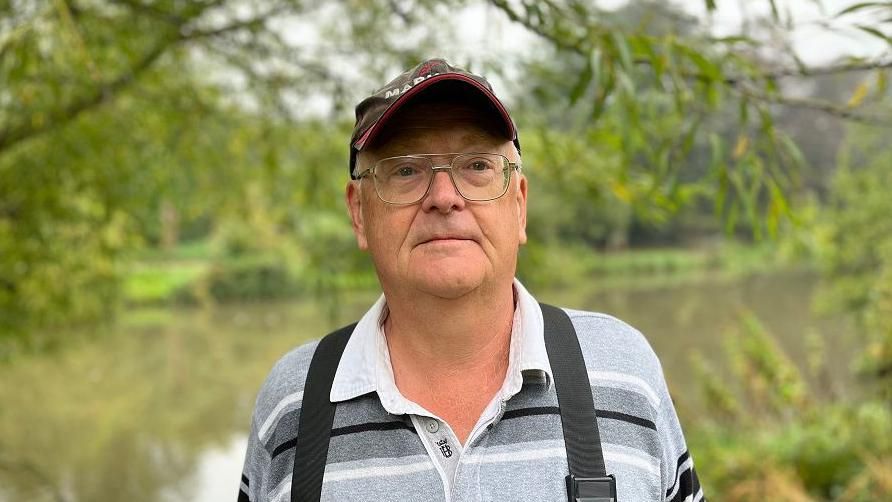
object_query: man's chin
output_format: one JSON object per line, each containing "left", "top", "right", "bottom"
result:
{"left": 411, "top": 272, "right": 486, "bottom": 300}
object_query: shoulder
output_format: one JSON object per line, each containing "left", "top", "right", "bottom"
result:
{"left": 560, "top": 308, "right": 667, "bottom": 406}
{"left": 251, "top": 339, "right": 320, "bottom": 424}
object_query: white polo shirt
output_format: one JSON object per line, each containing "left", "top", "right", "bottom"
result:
{"left": 329, "top": 279, "right": 553, "bottom": 495}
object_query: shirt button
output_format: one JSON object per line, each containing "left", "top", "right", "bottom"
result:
{"left": 426, "top": 419, "right": 439, "bottom": 433}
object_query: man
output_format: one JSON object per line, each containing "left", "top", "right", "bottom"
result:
{"left": 239, "top": 58, "right": 703, "bottom": 502}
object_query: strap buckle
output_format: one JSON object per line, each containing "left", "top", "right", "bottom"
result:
{"left": 566, "top": 474, "right": 617, "bottom": 502}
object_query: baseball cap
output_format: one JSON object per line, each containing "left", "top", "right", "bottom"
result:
{"left": 349, "top": 58, "right": 520, "bottom": 178}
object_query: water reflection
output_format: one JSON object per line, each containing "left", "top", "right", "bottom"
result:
{"left": 0, "top": 272, "right": 853, "bottom": 501}
{"left": 0, "top": 301, "right": 357, "bottom": 502}
{"left": 160, "top": 435, "right": 246, "bottom": 502}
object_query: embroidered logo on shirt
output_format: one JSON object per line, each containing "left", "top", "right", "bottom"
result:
{"left": 436, "top": 439, "right": 453, "bottom": 458}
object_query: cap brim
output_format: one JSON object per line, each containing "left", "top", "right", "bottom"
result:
{"left": 353, "top": 74, "right": 517, "bottom": 151}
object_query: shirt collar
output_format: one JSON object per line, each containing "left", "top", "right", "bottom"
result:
{"left": 329, "top": 279, "right": 553, "bottom": 408}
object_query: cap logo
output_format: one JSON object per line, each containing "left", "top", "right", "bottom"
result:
{"left": 383, "top": 72, "right": 441, "bottom": 100}
{"left": 416, "top": 60, "right": 438, "bottom": 75}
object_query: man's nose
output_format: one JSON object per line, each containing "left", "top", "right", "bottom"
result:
{"left": 421, "top": 170, "right": 465, "bottom": 213}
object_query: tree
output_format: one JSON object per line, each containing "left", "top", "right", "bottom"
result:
{"left": 1, "top": 0, "right": 890, "bottom": 336}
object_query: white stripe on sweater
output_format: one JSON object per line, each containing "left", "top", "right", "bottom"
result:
{"left": 259, "top": 391, "right": 303, "bottom": 441}
{"left": 323, "top": 460, "right": 434, "bottom": 483}
{"left": 472, "top": 446, "right": 567, "bottom": 464}
{"left": 603, "top": 443, "right": 661, "bottom": 478}
{"left": 588, "top": 370, "right": 661, "bottom": 409}
{"left": 269, "top": 474, "right": 292, "bottom": 502}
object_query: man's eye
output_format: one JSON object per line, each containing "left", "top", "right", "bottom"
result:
{"left": 463, "top": 160, "right": 493, "bottom": 171}
{"left": 395, "top": 166, "right": 419, "bottom": 177}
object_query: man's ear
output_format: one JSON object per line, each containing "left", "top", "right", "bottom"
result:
{"left": 516, "top": 174, "right": 528, "bottom": 245}
{"left": 346, "top": 180, "right": 369, "bottom": 250}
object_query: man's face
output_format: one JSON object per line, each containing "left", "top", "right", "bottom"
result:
{"left": 346, "top": 101, "right": 527, "bottom": 300}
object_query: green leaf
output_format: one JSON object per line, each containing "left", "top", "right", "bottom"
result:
{"left": 680, "top": 117, "right": 702, "bottom": 154}
{"left": 590, "top": 49, "right": 603, "bottom": 94}
{"left": 725, "top": 200, "right": 739, "bottom": 234}
{"left": 705, "top": 80, "right": 722, "bottom": 108}
{"left": 835, "top": 2, "right": 892, "bottom": 17}
{"left": 710, "top": 133, "right": 724, "bottom": 170}
{"left": 610, "top": 32, "right": 633, "bottom": 71}
{"left": 848, "top": 80, "right": 871, "bottom": 107}
{"left": 677, "top": 43, "right": 722, "bottom": 81}
{"left": 768, "top": 0, "right": 780, "bottom": 22}
{"left": 704, "top": 0, "right": 717, "bottom": 12}
{"left": 778, "top": 134, "right": 806, "bottom": 172}
{"left": 738, "top": 97, "right": 750, "bottom": 125}
{"left": 638, "top": 37, "right": 665, "bottom": 88}
{"left": 570, "top": 60, "right": 593, "bottom": 105}
{"left": 856, "top": 25, "right": 892, "bottom": 45}
{"left": 709, "top": 35, "right": 759, "bottom": 46}
{"left": 590, "top": 64, "right": 615, "bottom": 122}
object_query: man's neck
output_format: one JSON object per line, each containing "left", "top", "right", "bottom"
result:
{"left": 381, "top": 281, "right": 516, "bottom": 443}
{"left": 382, "top": 282, "right": 515, "bottom": 375}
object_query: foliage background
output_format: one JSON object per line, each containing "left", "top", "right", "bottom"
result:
{"left": 2, "top": 0, "right": 891, "bottom": 500}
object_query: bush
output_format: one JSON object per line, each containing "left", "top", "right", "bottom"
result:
{"left": 817, "top": 127, "right": 892, "bottom": 400}
{"left": 690, "top": 312, "right": 892, "bottom": 500}
{"left": 177, "top": 257, "right": 302, "bottom": 304}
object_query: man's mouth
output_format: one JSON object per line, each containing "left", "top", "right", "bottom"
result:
{"left": 420, "top": 235, "right": 474, "bottom": 244}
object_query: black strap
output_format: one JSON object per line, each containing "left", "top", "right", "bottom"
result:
{"left": 540, "top": 303, "right": 608, "bottom": 479}
{"left": 290, "top": 304, "right": 610, "bottom": 501}
{"left": 290, "top": 323, "right": 356, "bottom": 502}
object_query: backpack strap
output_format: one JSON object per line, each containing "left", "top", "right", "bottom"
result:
{"left": 290, "top": 323, "right": 356, "bottom": 502}
{"left": 540, "top": 303, "right": 616, "bottom": 502}
{"left": 290, "top": 304, "right": 615, "bottom": 502}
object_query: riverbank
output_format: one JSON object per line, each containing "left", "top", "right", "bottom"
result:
{"left": 123, "top": 239, "right": 800, "bottom": 307}
{"left": 0, "top": 267, "right": 864, "bottom": 502}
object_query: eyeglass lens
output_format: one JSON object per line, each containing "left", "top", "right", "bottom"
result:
{"left": 373, "top": 154, "right": 510, "bottom": 204}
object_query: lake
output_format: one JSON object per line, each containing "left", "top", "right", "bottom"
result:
{"left": 0, "top": 271, "right": 855, "bottom": 501}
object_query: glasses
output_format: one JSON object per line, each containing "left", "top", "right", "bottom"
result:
{"left": 355, "top": 153, "right": 522, "bottom": 205}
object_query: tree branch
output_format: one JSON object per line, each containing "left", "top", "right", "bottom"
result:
{"left": 0, "top": 39, "right": 171, "bottom": 154}
{"left": 0, "top": 6, "right": 289, "bottom": 155}
{"left": 723, "top": 58, "right": 892, "bottom": 85}
{"left": 108, "top": 0, "right": 187, "bottom": 25}
{"left": 488, "top": 0, "right": 892, "bottom": 123}
{"left": 737, "top": 86, "right": 892, "bottom": 127}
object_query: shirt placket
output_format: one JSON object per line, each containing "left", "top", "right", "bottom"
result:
{"left": 412, "top": 415, "right": 462, "bottom": 500}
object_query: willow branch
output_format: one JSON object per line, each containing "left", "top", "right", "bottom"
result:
{"left": 488, "top": 0, "right": 892, "bottom": 121}
{"left": 723, "top": 58, "right": 892, "bottom": 85}
{"left": 737, "top": 86, "right": 892, "bottom": 127}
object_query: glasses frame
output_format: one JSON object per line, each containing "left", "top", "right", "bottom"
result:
{"left": 355, "top": 153, "right": 522, "bottom": 205}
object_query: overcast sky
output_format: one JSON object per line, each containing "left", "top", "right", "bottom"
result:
{"left": 674, "top": 0, "right": 887, "bottom": 64}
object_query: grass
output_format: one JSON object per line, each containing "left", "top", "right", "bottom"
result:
{"left": 130, "top": 240, "right": 215, "bottom": 262}
{"left": 123, "top": 262, "right": 208, "bottom": 304}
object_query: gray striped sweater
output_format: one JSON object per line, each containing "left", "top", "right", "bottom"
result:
{"left": 239, "top": 286, "right": 703, "bottom": 502}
